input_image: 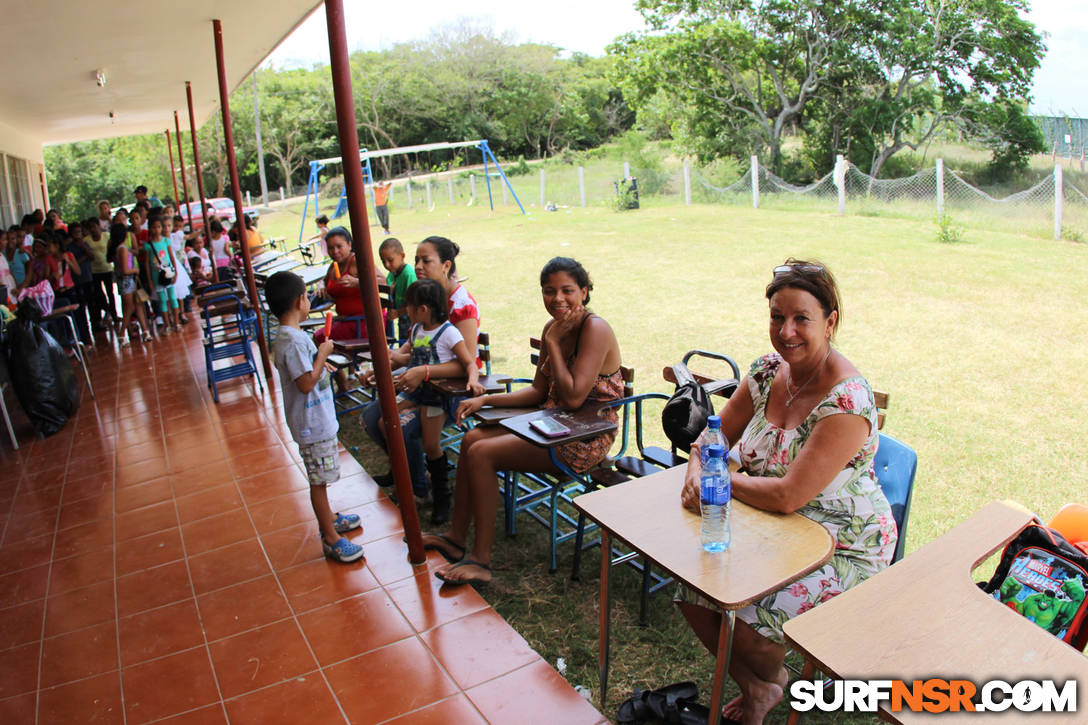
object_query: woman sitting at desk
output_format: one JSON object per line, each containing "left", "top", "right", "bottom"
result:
{"left": 424, "top": 257, "right": 624, "bottom": 586}
{"left": 678, "top": 259, "right": 896, "bottom": 724}
{"left": 314, "top": 226, "right": 368, "bottom": 344}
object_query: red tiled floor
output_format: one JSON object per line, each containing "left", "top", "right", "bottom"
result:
{"left": 0, "top": 641, "right": 41, "bottom": 699}
{"left": 324, "top": 637, "right": 458, "bottom": 723}
{"left": 223, "top": 673, "right": 344, "bottom": 725}
{"left": 206, "top": 619, "right": 318, "bottom": 698}
{"left": 382, "top": 694, "right": 488, "bottom": 725}
{"left": 297, "top": 588, "right": 415, "bottom": 666}
{"left": 116, "top": 526, "right": 186, "bottom": 575}
{"left": 276, "top": 557, "right": 381, "bottom": 613}
{"left": 123, "top": 647, "right": 220, "bottom": 724}
{"left": 175, "top": 483, "right": 244, "bottom": 524}
{"left": 39, "top": 619, "right": 118, "bottom": 688}
{"left": 118, "top": 598, "right": 205, "bottom": 666}
{"left": 48, "top": 546, "right": 115, "bottom": 594}
{"left": 116, "top": 560, "right": 194, "bottom": 616}
{"left": 37, "top": 670, "right": 125, "bottom": 724}
{"left": 187, "top": 538, "right": 271, "bottom": 594}
{"left": 44, "top": 579, "right": 116, "bottom": 637}
{"left": 196, "top": 575, "right": 292, "bottom": 642}
{"left": 467, "top": 659, "right": 606, "bottom": 725}
{"left": 0, "top": 324, "right": 603, "bottom": 723}
{"left": 0, "top": 599, "right": 46, "bottom": 649}
{"left": 422, "top": 608, "right": 541, "bottom": 690}
{"left": 180, "top": 508, "right": 258, "bottom": 556}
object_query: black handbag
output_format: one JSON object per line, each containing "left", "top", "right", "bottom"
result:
{"left": 661, "top": 363, "right": 714, "bottom": 452}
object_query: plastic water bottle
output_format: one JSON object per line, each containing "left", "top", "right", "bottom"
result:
{"left": 698, "top": 415, "right": 728, "bottom": 466}
{"left": 700, "top": 444, "right": 731, "bottom": 552}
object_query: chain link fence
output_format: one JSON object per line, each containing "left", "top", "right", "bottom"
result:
{"left": 317, "top": 155, "right": 1088, "bottom": 241}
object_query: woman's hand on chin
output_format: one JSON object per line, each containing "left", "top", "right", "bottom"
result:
{"left": 545, "top": 305, "right": 585, "bottom": 344}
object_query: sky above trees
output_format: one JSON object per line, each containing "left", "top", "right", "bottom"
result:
{"left": 265, "top": 0, "right": 1087, "bottom": 116}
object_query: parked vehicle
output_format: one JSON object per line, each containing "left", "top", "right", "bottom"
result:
{"left": 179, "top": 197, "right": 260, "bottom": 231}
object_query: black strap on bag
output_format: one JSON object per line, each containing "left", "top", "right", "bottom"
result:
{"left": 661, "top": 363, "right": 714, "bottom": 452}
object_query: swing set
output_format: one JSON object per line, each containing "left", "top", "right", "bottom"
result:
{"left": 297, "top": 139, "right": 525, "bottom": 245}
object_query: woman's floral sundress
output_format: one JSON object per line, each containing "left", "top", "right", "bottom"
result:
{"left": 678, "top": 353, "right": 898, "bottom": 644}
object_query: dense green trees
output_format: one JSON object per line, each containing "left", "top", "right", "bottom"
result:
{"left": 45, "top": 25, "right": 630, "bottom": 218}
{"left": 612, "top": 0, "right": 1046, "bottom": 179}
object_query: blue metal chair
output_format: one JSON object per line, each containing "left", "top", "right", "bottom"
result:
{"left": 202, "top": 295, "right": 263, "bottom": 403}
{"left": 872, "top": 432, "right": 918, "bottom": 564}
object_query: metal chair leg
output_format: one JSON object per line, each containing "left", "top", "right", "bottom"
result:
{"left": 63, "top": 316, "right": 94, "bottom": 399}
{"left": 0, "top": 382, "right": 17, "bottom": 450}
{"left": 571, "top": 511, "right": 586, "bottom": 581}
{"left": 639, "top": 560, "right": 652, "bottom": 626}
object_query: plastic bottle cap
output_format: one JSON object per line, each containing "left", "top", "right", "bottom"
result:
{"left": 707, "top": 415, "right": 721, "bottom": 428}
{"left": 705, "top": 444, "right": 724, "bottom": 458}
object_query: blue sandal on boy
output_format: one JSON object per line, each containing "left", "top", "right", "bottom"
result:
{"left": 323, "top": 537, "right": 365, "bottom": 563}
{"left": 333, "top": 512, "right": 361, "bottom": 533}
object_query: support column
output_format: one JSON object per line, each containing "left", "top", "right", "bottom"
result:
{"left": 1054, "top": 164, "right": 1063, "bottom": 241}
{"left": 174, "top": 112, "right": 191, "bottom": 213}
{"left": 578, "top": 166, "right": 586, "bottom": 207}
{"left": 1, "top": 153, "right": 15, "bottom": 223}
{"left": 539, "top": 169, "right": 546, "bottom": 207}
{"left": 683, "top": 161, "right": 691, "bottom": 206}
{"left": 39, "top": 166, "right": 49, "bottom": 212}
{"left": 212, "top": 19, "right": 271, "bottom": 379}
{"left": 252, "top": 71, "right": 269, "bottom": 207}
{"left": 751, "top": 155, "right": 760, "bottom": 209}
{"left": 186, "top": 82, "right": 212, "bottom": 241}
{"left": 835, "top": 155, "right": 846, "bottom": 215}
{"left": 166, "top": 130, "right": 180, "bottom": 205}
{"left": 323, "top": 0, "right": 424, "bottom": 562}
{"left": 936, "top": 158, "right": 945, "bottom": 219}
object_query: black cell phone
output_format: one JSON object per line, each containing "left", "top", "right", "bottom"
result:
{"left": 530, "top": 417, "right": 572, "bottom": 438}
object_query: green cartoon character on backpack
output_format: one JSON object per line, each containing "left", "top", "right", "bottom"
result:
{"left": 1022, "top": 590, "right": 1063, "bottom": 630}
{"left": 1051, "top": 576, "right": 1086, "bottom": 635}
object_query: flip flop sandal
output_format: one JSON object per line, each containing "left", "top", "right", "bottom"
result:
{"left": 409, "top": 532, "right": 465, "bottom": 564}
{"left": 434, "top": 558, "right": 491, "bottom": 586}
{"left": 644, "top": 682, "right": 700, "bottom": 723}
{"left": 616, "top": 688, "right": 650, "bottom": 724}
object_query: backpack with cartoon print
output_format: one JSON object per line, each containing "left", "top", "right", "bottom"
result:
{"left": 980, "top": 523, "right": 1088, "bottom": 651}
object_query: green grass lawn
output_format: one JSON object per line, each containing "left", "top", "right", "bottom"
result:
{"left": 257, "top": 191, "right": 1088, "bottom": 723}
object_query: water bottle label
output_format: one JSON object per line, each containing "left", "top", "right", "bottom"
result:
{"left": 701, "top": 474, "right": 729, "bottom": 506}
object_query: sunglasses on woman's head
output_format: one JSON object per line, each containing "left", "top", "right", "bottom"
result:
{"left": 772, "top": 264, "right": 825, "bottom": 278}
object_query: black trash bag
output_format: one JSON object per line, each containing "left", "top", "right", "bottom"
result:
{"left": 3, "top": 299, "right": 80, "bottom": 436}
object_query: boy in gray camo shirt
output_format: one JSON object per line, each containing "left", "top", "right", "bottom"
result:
{"left": 267, "top": 271, "right": 364, "bottom": 562}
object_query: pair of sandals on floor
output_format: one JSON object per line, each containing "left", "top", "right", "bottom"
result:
{"left": 618, "top": 681, "right": 736, "bottom": 725}
{"left": 421, "top": 532, "right": 491, "bottom": 586}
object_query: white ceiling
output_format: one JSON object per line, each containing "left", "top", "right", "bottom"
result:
{"left": 0, "top": 0, "right": 323, "bottom": 146}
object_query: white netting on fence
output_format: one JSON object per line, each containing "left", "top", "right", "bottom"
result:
{"left": 843, "top": 166, "right": 937, "bottom": 201}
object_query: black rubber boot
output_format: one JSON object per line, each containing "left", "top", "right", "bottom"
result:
{"left": 427, "top": 453, "right": 450, "bottom": 525}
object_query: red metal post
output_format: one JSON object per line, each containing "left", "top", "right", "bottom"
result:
{"left": 174, "top": 111, "right": 191, "bottom": 213}
{"left": 323, "top": 0, "right": 424, "bottom": 563}
{"left": 186, "top": 81, "right": 215, "bottom": 281}
{"left": 165, "top": 130, "right": 180, "bottom": 206}
{"left": 212, "top": 19, "right": 272, "bottom": 380}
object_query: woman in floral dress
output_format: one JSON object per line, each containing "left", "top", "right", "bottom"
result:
{"left": 679, "top": 259, "right": 897, "bottom": 724}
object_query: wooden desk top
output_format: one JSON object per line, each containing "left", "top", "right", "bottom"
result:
{"left": 473, "top": 406, "right": 536, "bottom": 424}
{"left": 427, "top": 373, "right": 512, "bottom": 397}
{"left": 502, "top": 406, "right": 618, "bottom": 448}
{"left": 332, "top": 338, "right": 370, "bottom": 354}
{"left": 298, "top": 266, "right": 328, "bottom": 286}
{"left": 574, "top": 466, "right": 834, "bottom": 610}
{"left": 783, "top": 500, "right": 1088, "bottom": 722}
{"left": 250, "top": 251, "right": 283, "bottom": 268}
